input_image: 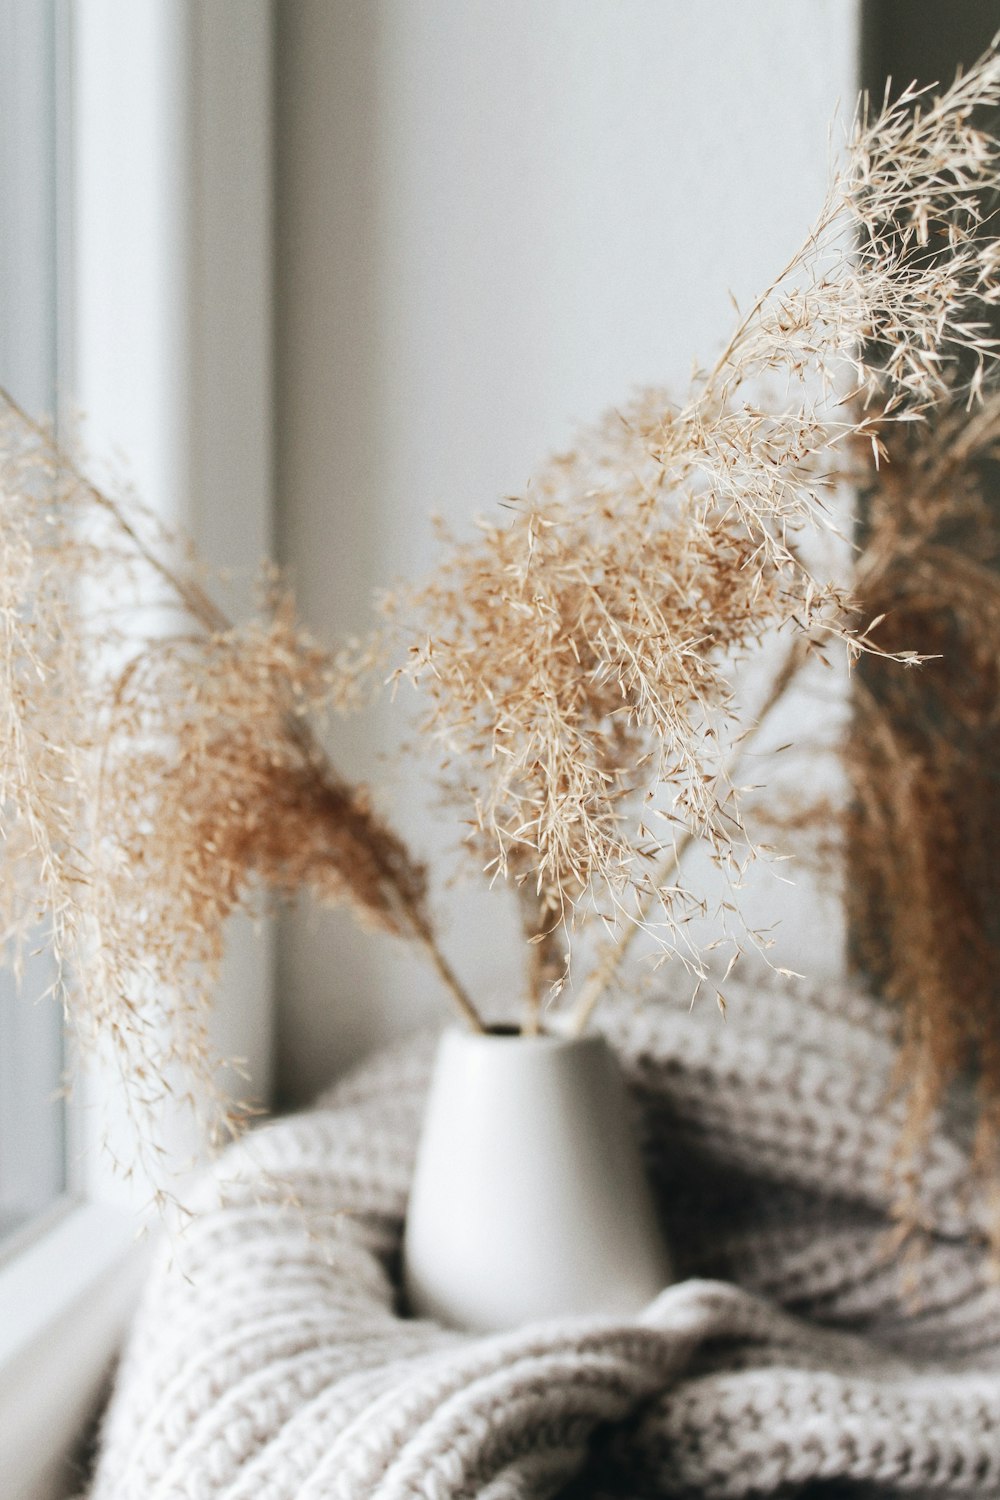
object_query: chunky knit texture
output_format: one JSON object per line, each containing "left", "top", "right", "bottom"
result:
{"left": 87, "top": 974, "right": 1000, "bottom": 1499}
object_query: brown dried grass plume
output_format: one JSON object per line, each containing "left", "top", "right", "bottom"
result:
{"left": 849, "top": 392, "right": 1000, "bottom": 1209}
{"left": 0, "top": 393, "right": 479, "bottom": 1184}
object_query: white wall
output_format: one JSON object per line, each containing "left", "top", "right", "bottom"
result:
{"left": 274, "top": 0, "right": 861, "bottom": 1102}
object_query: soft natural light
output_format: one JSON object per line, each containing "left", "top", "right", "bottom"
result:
{"left": 4, "top": 5, "right": 1000, "bottom": 1500}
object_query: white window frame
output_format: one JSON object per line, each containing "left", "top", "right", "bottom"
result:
{"left": 0, "top": 0, "right": 68, "bottom": 1248}
{"left": 0, "top": 5, "right": 274, "bottom": 1497}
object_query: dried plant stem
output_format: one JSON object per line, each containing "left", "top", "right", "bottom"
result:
{"left": 410, "top": 910, "right": 485, "bottom": 1032}
{"left": 0, "top": 386, "right": 231, "bottom": 636}
{"left": 704, "top": 213, "right": 836, "bottom": 400}
{"left": 569, "top": 639, "right": 810, "bottom": 1037}
{"left": 567, "top": 832, "right": 697, "bottom": 1040}
{"left": 523, "top": 949, "right": 543, "bottom": 1037}
{"left": 518, "top": 886, "right": 565, "bottom": 1035}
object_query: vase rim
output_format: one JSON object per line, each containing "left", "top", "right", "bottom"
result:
{"left": 443, "top": 1022, "right": 605, "bottom": 1050}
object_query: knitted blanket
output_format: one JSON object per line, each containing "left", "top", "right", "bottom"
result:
{"left": 87, "top": 975, "right": 1000, "bottom": 1499}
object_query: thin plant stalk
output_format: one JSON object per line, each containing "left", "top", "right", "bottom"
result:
{"left": 410, "top": 910, "right": 485, "bottom": 1033}
{"left": 569, "top": 639, "right": 810, "bottom": 1036}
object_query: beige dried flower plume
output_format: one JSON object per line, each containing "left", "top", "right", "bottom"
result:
{"left": 390, "top": 44, "right": 1000, "bottom": 1031}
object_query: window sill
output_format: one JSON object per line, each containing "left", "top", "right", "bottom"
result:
{"left": 0, "top": 1200, "right": 147, "bottom": 1500}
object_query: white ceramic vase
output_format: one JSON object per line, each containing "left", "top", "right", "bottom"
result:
{"left": 403, "top": 1026, "right": 672, "bottom": 1331}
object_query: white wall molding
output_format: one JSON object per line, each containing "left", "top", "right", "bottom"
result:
{"left": 0, "top": 5, "right": 275, "bottom": 1496}
{"left": 71, "top": 0, "right": 276, "bottom": 1203}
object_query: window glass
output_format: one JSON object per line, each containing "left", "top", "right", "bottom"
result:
{"left": 0, "top": 0, "right": 67, "bottom": 1241}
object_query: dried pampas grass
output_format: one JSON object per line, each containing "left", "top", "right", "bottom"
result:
{"left": 0, "top": 391, "right": 482, "bottom": 1184}
{"left": 848, "top": 393, "right": 1000, "bottom": 1205}
{"left": 3, "top": 45, "right": 1000, "bottom": 1188}
{"left": 387, "top": 45, "right": 1000, "bottom": 1031}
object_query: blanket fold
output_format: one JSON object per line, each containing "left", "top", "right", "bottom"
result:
{"left": 87, "top": 975, "right": 1000, "bottom": 1499}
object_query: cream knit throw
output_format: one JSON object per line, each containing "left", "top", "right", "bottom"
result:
{"left": 87, "top": 974, "right": 1000, "bottom": 1499}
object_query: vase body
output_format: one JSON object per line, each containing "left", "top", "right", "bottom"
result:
{"left": 403, "top": 1026, "right": 672, "bottom": 1331}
